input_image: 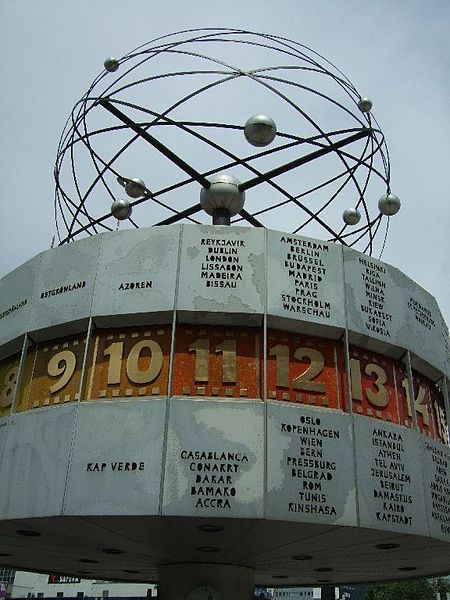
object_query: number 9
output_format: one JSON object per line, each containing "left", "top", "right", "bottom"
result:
{"left": 47, "top": 350, "right": 77, "bottom": 394}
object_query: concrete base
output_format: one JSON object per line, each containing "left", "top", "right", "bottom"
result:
{"left": 158, "top": 563, "right": 255, "bottom": 600}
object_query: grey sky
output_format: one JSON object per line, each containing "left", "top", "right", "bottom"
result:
{"left": 0, "top": 0, "right": 449, "bottom": 325}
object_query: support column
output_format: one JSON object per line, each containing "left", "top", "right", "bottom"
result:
{"left": 320, "top": 585, "right": 335, "bottom": 600}
{"left": 158, "top": 563, "right": 255, "bottom": 600}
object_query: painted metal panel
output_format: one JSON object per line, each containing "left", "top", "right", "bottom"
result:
{"left": 85, "top": 325, "right": 171, "bottom": 401}
{"left": 0, "top": 255, "right": 41, "bottom": 352}
{"left": 171, "top": 324, "right": 262, "bottom": 400}
{"left": 344, "top": 248, "right": 408, "bottom": 356}
{"left": 176, "top": 225, "right": 265, "bottom": 325}
{"left": 29, "top": 236, "right": 101, "bottom": 338}
{"left": 162, "top": 398, "right": 264, "bottom": 518}
{"left": 421, "top": 438, "right": 450, "bottom": 542}
{"left": 354, "top": 415, "right": 428, "bottom": 536}
{"left": 64, "top": 399, "right": 166, "bottom": 515}
{"left": 266, "top": 402, "right": 356, "bottom": 525}
{"left": 0, "top": 404, "right": 76, "bottom": 519}
{"left": 92, "top": 226, "right": 180, "bottom": 326}
{"left": 437, "top": 308, "right": 450, "bottom": 378}
{"left": 0, "top": 353, "right": 21, "bottom": 418}
{"left": 266, "top": 230, "right": 345, "bottom": 337}
{"left": 0, "top": 416, "right": 8, "bottom": 492}
{"left": 403, "top": 277, "right": 448, "bottom": 378}
{"left": 266, "top": 331, "right": 346, "bottom": 409}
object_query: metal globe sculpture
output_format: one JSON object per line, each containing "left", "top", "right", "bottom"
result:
{"left": 55, "top": 29, "right": 398, "bottom": 258}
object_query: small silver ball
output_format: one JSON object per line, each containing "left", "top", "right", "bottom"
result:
{"left": 200, "top": 174, "right": 245, "bottom": 217}
{"left": 125, "top": 178, "right": 146, "bottom": 198}
{"left": 357, "top": 97, "right": 373, "bottom": 113}
{"left": 104, "top": 57, "right": 119, "bottom": 72}
{"left": 111, "top": 199, "right": 132, "bottom": 220}
{"left": 343, "top": 208, "right": 361, "bottom": 225}
{"left": 244, "top": 114, "right": 277, "bottom": 147}
{"left": 378, "top": 192, "right": 401, "bottom": 216}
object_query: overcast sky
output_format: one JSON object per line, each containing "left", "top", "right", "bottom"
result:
{"left": 0, "top": 0, "right": 449, "bottom": 326}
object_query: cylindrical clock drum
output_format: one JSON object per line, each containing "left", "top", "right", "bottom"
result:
{"left": 0, "top": 224, "right": 449, "bottom": 595}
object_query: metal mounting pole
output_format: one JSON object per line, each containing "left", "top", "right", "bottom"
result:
{"left": 213, "top": 207, "right": 231, "bottom": 225}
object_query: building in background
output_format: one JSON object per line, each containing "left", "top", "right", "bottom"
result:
{"left": 7, "top": 572, "right": 156, "bottom": 600}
